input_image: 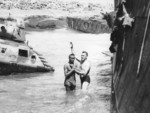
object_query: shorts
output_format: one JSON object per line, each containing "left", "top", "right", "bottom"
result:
{"left": 65, "top": 85, "right": 76, "bottom": 91}
{"left": 64, "top": 81, "right": 76, "bottom": 91}
{"left": 80, "top": 75, "right": 90, "bottom": 85}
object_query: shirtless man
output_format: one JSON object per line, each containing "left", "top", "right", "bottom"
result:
{"left": 0, "top": 26, "right": 15, "bottom": 40}
{"left": 64, "top": 53, "right": 78, "bottom": 91}
{"left": 75, "top": 51, "right": 91, "bottom": 91}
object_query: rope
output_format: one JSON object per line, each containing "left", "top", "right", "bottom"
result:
{"left": 137, "top": 9, "right": 150, "bottom": 75}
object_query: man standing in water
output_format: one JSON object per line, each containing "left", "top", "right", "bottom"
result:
{"left": 64, "top": 53, "right": 77, "bottom": 91}
{"left": 75, "top": 51, "right": 91, "bottom": 91}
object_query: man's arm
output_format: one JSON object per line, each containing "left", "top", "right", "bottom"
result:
{"left": 64, "top": 64, "right": 75, "bottom": 79}
{"left": 75, "top": 57, "right": 81, "bottom": 63}
{"left": 75, "top": 62, "right": 91, "bottom": 77}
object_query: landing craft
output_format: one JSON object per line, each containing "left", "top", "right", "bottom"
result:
{"left": 0, "top": 22, "right": 54, "bottom": 75}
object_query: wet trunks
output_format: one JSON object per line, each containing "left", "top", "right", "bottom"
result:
{"left": 80, "top": 75, "right": 90, "bottom": 85}
{"left": 64, "top": 80, "right": 76, "bottom": 91}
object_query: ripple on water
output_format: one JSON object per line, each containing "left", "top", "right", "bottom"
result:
{"left": 0, "top": 28, "right": 111, "bottom": 113}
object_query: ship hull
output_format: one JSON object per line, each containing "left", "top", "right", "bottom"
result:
{"left": 111, "top": 0, "right": 150, "bottom": 113}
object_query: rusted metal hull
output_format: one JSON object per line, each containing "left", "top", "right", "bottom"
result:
{"left": 112, "top": 0, "right": 150, "bottom": 113}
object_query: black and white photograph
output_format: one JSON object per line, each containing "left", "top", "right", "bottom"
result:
{"left": 0, "top": 0, "right": 149, "bottom": 113}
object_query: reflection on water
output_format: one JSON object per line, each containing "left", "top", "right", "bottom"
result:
{"left": 0, "top": 28, "right": 111, "bottom": 113}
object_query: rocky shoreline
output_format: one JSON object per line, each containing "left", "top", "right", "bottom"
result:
{"left": 24, "top": 15, "right": 67, "bottom": 30}
{"left": 0, "top": 0, "right": 113, "bottom": 32}
{"left": 0, "top": 15, "right": 112, "bottom": 33}
{"left": 67, "top": 17, "right": 111, "bottom": 34}
{"left": 0, "top": 0, "right": 113, "bottom": 11}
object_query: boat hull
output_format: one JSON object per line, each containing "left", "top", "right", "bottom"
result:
{"left": 0, "top": 22, "right": 54, "bottom": 75}
{"left": 0, "top": 61, "right": 54, "bottom": 75}
{"left": 111, "top": 0, "right": 150, "bottom": 113}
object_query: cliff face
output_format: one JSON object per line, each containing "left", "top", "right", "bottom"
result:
{"left": 111, "top": 0, "right": 150, "bottom": 113}
{"left": 67, "top": 17, "right": 111, "bottom": 34}
{"left": 0, "top": 0, "right": 113, "bottom": 32}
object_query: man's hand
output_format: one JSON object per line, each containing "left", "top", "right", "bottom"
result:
{"left": 74, "top": 68, "right": 83, "bottom": 77}
{"left": 71, "top": 68, "right": 75, "bottom": 72}
{"left": 75, "top": 57, "right": 81, "bottom": 63}
{"left": 80, "top": 75, "right": 84, "bottom": 78}
{"left": 71, "top": 65, "right": 77, "bottom": 72}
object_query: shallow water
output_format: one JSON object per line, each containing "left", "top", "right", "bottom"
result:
{"left": 0, "top": 28, "right": 111, "bottom": 113}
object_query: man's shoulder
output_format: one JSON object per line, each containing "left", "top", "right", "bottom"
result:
{"left": 64, "top": 62, "right": 78, "bottom": 68}
{"left": 83, "top": 60, "right": 91, "bottom": 67}
{"left": 64, "top": 63, "right": 69, "bottom": 67}
{"left": 84, "top": 60, "right": 90, "bottom": 64}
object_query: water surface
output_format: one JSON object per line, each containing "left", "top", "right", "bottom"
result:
{"left": 0, "top": 28, "right": 111, "bottom": 113}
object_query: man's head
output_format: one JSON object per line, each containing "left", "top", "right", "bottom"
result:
{"left": 69, "top": 53, "right": 75, "bottom": 63}
{"left": 1, "top": 26, "right": 6, "bottom": 33}
{"left": 81, "top": 51, "right": 88, "bottom": 62}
